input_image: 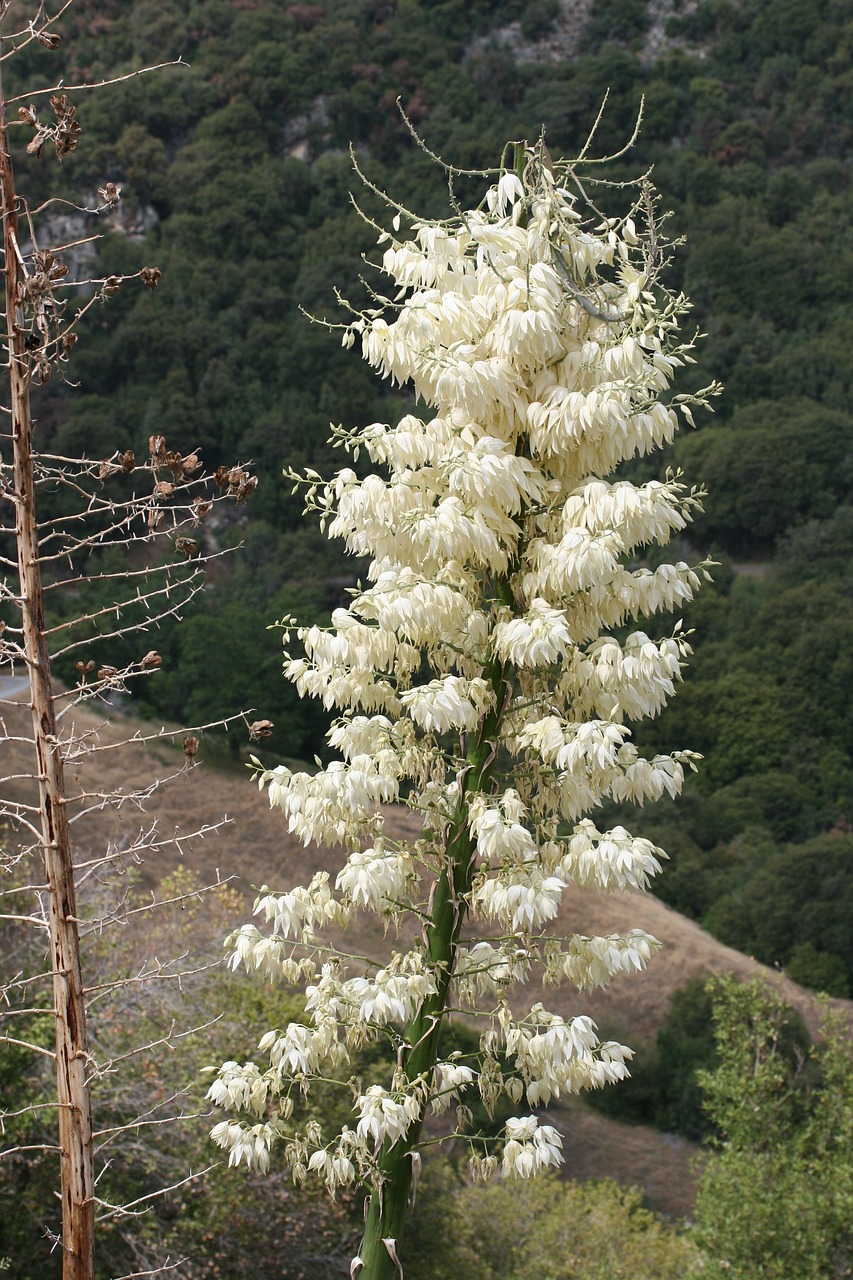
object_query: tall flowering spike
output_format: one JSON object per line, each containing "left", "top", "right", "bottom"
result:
{"left": 212, "top": 139, "right": 714, "bottom": 1280}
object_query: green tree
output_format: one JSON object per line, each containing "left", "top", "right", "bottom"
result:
{"left": 692, "top": 976, "right": 853, "bottom": 1279}
{"left": 704, "top": 834, "right": 853, "bottom": 997}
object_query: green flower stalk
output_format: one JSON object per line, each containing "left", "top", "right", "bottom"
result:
{"left": 210, "top": 137, "right": 714, "bottom": 1278}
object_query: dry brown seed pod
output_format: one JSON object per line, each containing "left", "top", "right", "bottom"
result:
{"left": 97, "top": 666, "right": 117, "bottom": 681}
{"left": 119, "top": 449, "right": 135, "bottom": 473}
{"left": 154, "top": 480, "right": 175, "bottom": 498}
{"left": 140, "top": 265, "right": 161, "bottom": 290}
{"left": 248, "top": 719, "right": 274, "bottom": 741}
{"left": 140, "top": 651, "right": 162, "bottom": 669}
{"left": 191, "top": 498, "right": 213, "bottom": 522}
{"left": 183, "top": 736, "right": 199, "bottom": 759}
{"left": 24, "top": 272, "right": 49, "bottom": 300}
{"left": 234, "top": 474, "right": 258, "bottom": 502}
{"left": 181, "top": 452, "right": 200, "bottom": 475}
{"left": 149, "top": 434, "right": 167, "bottom": 464}
{"left": 175, "top": 536, "right": 199, "bottom": 558}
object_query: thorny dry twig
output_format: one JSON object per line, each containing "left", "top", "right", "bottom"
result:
{"left": 0, "top": 13, "right": 262, "bottom": 1275}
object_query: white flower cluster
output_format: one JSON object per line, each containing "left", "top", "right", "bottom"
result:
{"left": 431, "top": 1059, "right": 476, "bottom": 1115}
{"left": 453, "top": 941, "right": 532, "bottom": 1004}
{"left": 333, "top": 956, "right": 437, "bottom": 1028}
{"left": 504, "top": 1004, "right": 634, "bottom": 1106}
{"left": 469, "top": 789, "right": 536, "bottom": 863}
{"left": 356, "top": 1084, "right": 422, "bottom": 1151}
{"left": 307, "top": 1130, "right": 358, "bottom": 1194}
{"left": 207, "top": 1060, "right": 269, "bottom": 1117}
{"left": 491, "top": 598, "right": 573, "bottom": 669}
{"left": 400, "top": 674, "right": 493, "bottom": 735}
{"left": 501, "top": 1115, "right": 564, "bottom": 1179}
{"left": 474, "top": 864, "right": 566, "bottom": 932}
{"left": 563, "top": 629, "right": 689, "bottom": 722}
{"left": 263, "top": 761, "right": 400, "bottom": 846}
{"left": 545, "top": 929, "right": 661, "bottom": 991}
{"left": 336, "top": 842, "right": 414, "bottom": 914}
{"left": 214, "top": 147, "right": 709, "bottom": 1208}
{"left": 557, "top": 819, "right": 666, "bottom": 892}
{"left": 258, "top": 1015, "right": 346, "bottom": 1078}
{"left": 209, "top": 1119, "right": 278, "bottom": 1174}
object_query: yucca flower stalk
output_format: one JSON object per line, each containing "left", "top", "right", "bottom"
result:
{"left": 209, "top": 137, "right": 715, "bottom": 1279}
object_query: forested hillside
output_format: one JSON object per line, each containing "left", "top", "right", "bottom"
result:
{"left": 11, "top": 0, "right": 853, "bottom": 994}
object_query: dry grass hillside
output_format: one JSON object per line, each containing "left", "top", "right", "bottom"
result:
{"left": 3, "top": 686, "right": 849, "bottom": 1217}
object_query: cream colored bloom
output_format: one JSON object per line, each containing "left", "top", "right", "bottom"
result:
{"left": 336, "top": 844, "right": 414, "bottom": 913}
{"left": 501, "top": 1116, "right": 564, "bottom": 1179}
{"left": 356, "top": 1085, "right": 420, "bottom": 1151}
{"left": 214, "top": 145, "right": 709, "bottom": 1199}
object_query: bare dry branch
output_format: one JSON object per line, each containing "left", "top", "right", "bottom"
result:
{"left": 4, "top": 57, "right": 188, "bottom": 100}
{"left": 94, "top": 1164, "right": 217, "bottom": 1222}
{"left": 0, "top": 1031, "right": 56, "bottom": 1058}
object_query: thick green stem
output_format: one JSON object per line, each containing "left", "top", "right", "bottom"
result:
{"left": 358, "top": 579, "right": 515, "bottom": 1279}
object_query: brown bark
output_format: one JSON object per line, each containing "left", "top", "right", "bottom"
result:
{"left": 1, "top": 101, "right": 95, "bottom": 1280}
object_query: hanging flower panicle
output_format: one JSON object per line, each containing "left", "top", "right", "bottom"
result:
{"left": 210, "top": 136, "right": 716, "bottom": 1278}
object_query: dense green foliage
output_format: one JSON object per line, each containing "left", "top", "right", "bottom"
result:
{"left": 8, "top": 0, "right": 853, "bottom": 990}
{"left": 586, "top": 976, "right": 721, "bottom": 1138}
{"left": 692, "top": 976, "right": 853, "bottom": 1279}
{"left": 403, "top": 1164, "right": 698, "bottom": 1280}
{"left": 588, "top": 974, "right": 812, "bottom": 1141}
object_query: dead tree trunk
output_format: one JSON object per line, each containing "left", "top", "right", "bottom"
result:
{"left": 0, "top": 100, "right": 95, "bottom": 1280}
